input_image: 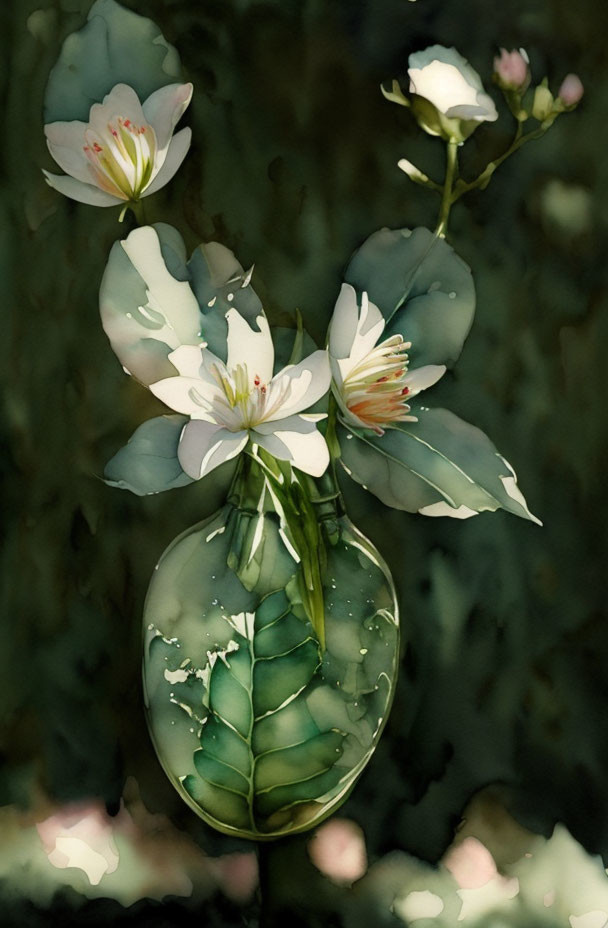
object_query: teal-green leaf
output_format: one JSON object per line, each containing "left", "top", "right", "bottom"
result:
{"left": 187, "top": 590, "right": 342, "bottom": 833}
{"left": 344, "top": 227, "right": 475, "bottom": 368}
{"left": 338, "top": 408, "right": 541, "bottom": 523}
{"left": 99, "top": 223, "right": 203, "bottom": 386}
{"left": 100, "top": 223, "right": 266, "bottom": 384}
{"left": 271, "top": 326, "right": 319, "bottom": 373}
{"left": 44, "top": 0, "right": 182, "bottom": 123}
{"left": 187, "top": 242, "right": 263, "bottom": 362}
{"left": 104, "top": 415, "right": 193, "bottom": 495}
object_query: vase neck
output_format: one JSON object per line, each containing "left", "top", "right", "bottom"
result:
{"left": 227, "top": 454, "right": 268, "bottom": 512}
{"left": 227, "top": 452, "right": 343, "bottom": 521}
{"left": 299, "top": 468, "right": 344, "bottom": 522}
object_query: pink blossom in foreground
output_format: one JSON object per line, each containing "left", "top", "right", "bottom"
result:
{"left": 308, "top": 818, "right": 367, "bottom": 884}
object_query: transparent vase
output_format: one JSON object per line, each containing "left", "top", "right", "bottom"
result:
{"left": 143, "top": 456, "right": 399, "bottom": 839}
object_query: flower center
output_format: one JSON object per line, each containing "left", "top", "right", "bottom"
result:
{"left": 341, "top": 334, "right": 412, "bottom": 435}
{"left": 207, "top": 362, "right": 291, "bottom": 431}
{"left": 83, "top": 117, "right": 157, "bottom": 201}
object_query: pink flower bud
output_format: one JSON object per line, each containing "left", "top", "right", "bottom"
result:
{"left": 493, "top": 48, "right": 530, "bottom": 91}
{"left": 558, "top": 73, "right": 584, "bottom": 106}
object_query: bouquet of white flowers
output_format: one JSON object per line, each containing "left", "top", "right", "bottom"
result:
{"left": 41, "top": 0, "right": 581, "bottom": 841}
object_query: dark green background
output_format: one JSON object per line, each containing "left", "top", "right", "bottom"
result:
{"left": 2, "top": 0, "right": 607, "bottom": 924}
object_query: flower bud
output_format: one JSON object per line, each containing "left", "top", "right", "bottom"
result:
{"left": 397, "top": 158, "right": 430, "bottom": 184}
{"left": 493, "top": 48, "right": 530, "bottom": 92}
{"left": 557, "top": 73, "right": 584, "bottom": 107}
{"left": 532, "top": 84, "right": 554, "bottom": 121}
{"left": 406, "top": 45, "right": 498, "bottom": 142}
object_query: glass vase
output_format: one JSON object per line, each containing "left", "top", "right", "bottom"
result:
{"left": 143, "top": 456, "right": 399, "bottom": 839}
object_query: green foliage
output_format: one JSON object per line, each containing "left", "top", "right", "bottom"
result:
{"left": 44, "top": 0, "right": 182, "bottom": 122}
{"left": 339, "top": 409, "right": 541, "bottom": 521}
{"left": 104, "top": 414, "right": 194, "bottom": 494}
{"left": 100, "top": 221, "right": 264, "bottom": 384}
{"left": 182, "top": 590, "right": 345, "bottom": 836}
{"left": 188, "top": 240, "right": 264, "bottom": 362}
{"left": 344, "top": 226, "right": 475, "bottom": 368}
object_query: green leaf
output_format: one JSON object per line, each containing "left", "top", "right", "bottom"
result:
{"left": 182, "top": 590, "right": 346, "bottom": 833}
{"left": 100, "top": 223, "right": 265, "bottom": 383}
{"left": 271, "top": 322, "right": 319, "bottom": 373}
{"left": 187, "top": 242, "right": 263, "bottom": 363}
{"left": 104, "top": 414, "right": 193, "bottom": 495}
{"left": 44, "top": 0, "right": 182, "bottom": 123}
{"left": 380, "top": 79, "right": 410, "bottom": 107}
{"left": 100, "top": 223, "right": 203, "bottom": 385}
{"left": 344, "top": 227, "right": 475, "bottom": 368}
{"left": 338, "top": 408, "right": 541, "bottom": 523}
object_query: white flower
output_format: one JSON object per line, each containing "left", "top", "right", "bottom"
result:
{"left": 329, "top": 284, "right": 445, "bottom": 435}
{"left": 43, "top": 82, "right": 193, "bottom": 207}
{"left": 407, "top": 45, "right": 497, "bottom": 140}
{"left": 149, "top": 309, "right": 331, "bottom": 479}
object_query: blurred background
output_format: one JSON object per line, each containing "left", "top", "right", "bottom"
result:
{"left": 2, "top": 0, "right": 608, "bottom": 924}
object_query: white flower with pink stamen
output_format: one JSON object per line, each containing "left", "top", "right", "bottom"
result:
{"left": 43, "top": 82, "right": 193, "bottom": 207}
{"left": 329, "top": 283, "right": 446, "bottom": 435}
{"left": 149, "top": 309, "right": 331, "bottom": 479}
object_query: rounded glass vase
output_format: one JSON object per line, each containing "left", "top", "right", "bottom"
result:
{"left": 143, "top": 459, "right": 399, "bottom": 840}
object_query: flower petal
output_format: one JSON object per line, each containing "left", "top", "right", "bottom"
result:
{"left": 168, "top": 344, "right": 228, "bottom": 395}
{"left": 142, "top": 128, "right": 192, "bottom": 197}
{"left": 226, "top": 310, "right": 274, "bottom": 388}
{"left": 409, "top": 61, "right": 480, "bottom": 115}
{"left": 119, "top": 225, "right": 203, "bottom": 349}
{"left": 403, "top": 364, "right": 446, "bottom": 397}
{"left": 45, "top": 121, "right": 94, "bottom": 185}
{"left": 167, "top": 344, "right": 204, "bottom": 378}
{"left": 329, "top": 283, "right": 360, "bottom": 360}
{"left": 149, "top": 374, "right": 221, "bottom": 418}
{"left": 252, "top": 416, "right": 329, "bottom": 477}
{"left": 142, "top": 82, "right": 193, "bottom": 151}
{"left": 88, "top": 83, "right": 146, "bottom": 136}
{"left": 446, "top": 96, "right": 498, "bottom": 121}
{"left": 178, "top": 420, "right": 248, "bottom": 479}
{"left": 351, "top": 292, "right": 386, "bottom": 365}
{"left": 408, "top": 46, "right": 484, "bottom": 93}
{"left": 264, "top": 350, "right": 331, "bottom": 421}
{"left": 328, "top": 286, "right": 386, "bottom": 381}
{"left": 42, "top": 170, "right": 123, "bottom": 206}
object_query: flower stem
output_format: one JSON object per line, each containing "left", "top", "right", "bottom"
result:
{"left": 435, "top": 139, "right": 459, "bottom": 238}
{"left": 325, "top": 395, "right": 341, "bottom": 464}
{"left": 452, "top": 122, "right": 549, "bottom": 201}
{"left": 246, "top": 447, "right": 329, "bottom": 652}
{"left": 119, "top": 199, "right": 147, "bottom": 225}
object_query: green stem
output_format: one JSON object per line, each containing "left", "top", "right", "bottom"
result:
{"left": 325, "top": 395, "right": 341, "bottom": 464}
{"left": 435, "top": 138, "right": 459, "bottom": 238}
{"left": 246, "top": 447, "right": 330, "bottom": 653}
{"left": 452, "top": 122, "right": 549, "bottom": 202}
{"left": 118, "top": 198, "right": 147, "bottom": 225}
